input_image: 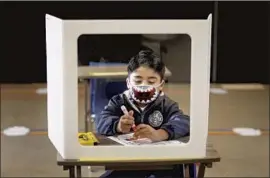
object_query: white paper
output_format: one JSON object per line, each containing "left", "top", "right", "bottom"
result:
{"left": 108, "top": 133, "right": 182, "bottom": 146}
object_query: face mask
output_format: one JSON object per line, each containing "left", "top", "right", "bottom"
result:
{"left": 129, "top": 82, "right": 163, "bottom": 104}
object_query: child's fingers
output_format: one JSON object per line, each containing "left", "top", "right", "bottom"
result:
{"left": 122, "top": 119, "right": 134, "bottom": 125}
{"left": 122, "top": 125, "right": 133, "bottom": 131}
{"left": 122, "top": 114, "right": 134, "bottom": 121}
{"left": 134, "top": 127, "right": 150, "bottom": 137}
{"left": 121, "top": 106, "right": 134, "bottom": 117}
{"left": 128, "top": 110, "right": 134, "bottom": 116}
{"left": 135, "top": 124, "right": 148, "bottom": 130}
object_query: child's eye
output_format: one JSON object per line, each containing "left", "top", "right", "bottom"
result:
{"left": 148, "top": 81, "right": 155, "bottom": 85}
{"left": 134, "top": 81, "right": 142, "bottom": 84}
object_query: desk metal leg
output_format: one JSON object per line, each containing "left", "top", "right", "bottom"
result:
{"left": 69, "top": 166, "right": 76, "bottom": 178}
{"left": 197, "top": 163, "right": 212, "bottom": 178}
{"left": 63, "top": 166, "right": 79, "bottom": 178}
{"left": 172, "top": 164, "right": 185, "bottom": 178}
{"left": 84, "top": 79, "right": 90, "bottom": 132}
{"left": 197, "top": 163, "right": 206, "bottom": 178}
{"left": 76, "top": 166, "right": 82, "bottom": 178}
{"left": 64, "top": 166, "right": 75, "bottom": 178}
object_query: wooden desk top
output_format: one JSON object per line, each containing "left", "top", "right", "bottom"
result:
{"left": 57, "top": 135, "right": 220, "bottom": 167}
{"left": 78, "top": 65, "right": 172, "bottom": 79}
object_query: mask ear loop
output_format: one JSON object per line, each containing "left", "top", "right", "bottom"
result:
{"left": 155, "top": 80, "right": 164, "bottom": 88}
{"left": 152, "top": 80, "right": 164, "bottom": 98}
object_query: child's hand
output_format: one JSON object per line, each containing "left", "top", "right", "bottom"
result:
{"left": 117, "top": 110, "right": 134, "bottom": 133}
{"left": 133, "top": 124, "right": 169, "bottom": 142}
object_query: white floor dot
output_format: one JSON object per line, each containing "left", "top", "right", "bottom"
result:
{"left": 232, "top": 127, "right": 261, "bottom": 136}
{"left": 3, "top": 126, "right": 30, "bottom": 136}
{"left": 210, "top": 88, "right": 228, "bottom": 95}
{"left": 36, "top": 88, "right": 47, "bottom": 95}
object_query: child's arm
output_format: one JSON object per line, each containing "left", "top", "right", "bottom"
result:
{"left": 160, "top": 102, "right": 190, "bottom": 140}
{"left": 96, "top": 97, "right": 122, "bottom": 136}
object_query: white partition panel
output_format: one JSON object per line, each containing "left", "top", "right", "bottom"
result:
{"left": 46, "top": 14, "right": 212, "bottom": 160}
{"left": 45, "top": 15, "right": 66, "bottom": 157}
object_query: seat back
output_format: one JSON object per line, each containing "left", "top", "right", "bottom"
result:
{"left": 89, "top": 62, "right": 127, "bottom": 123}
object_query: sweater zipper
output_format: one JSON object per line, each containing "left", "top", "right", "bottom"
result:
{"left": 140, "top": 113, "right": 144, "bottom": 124}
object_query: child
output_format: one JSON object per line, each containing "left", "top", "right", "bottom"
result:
{"left": 96, "top": 50, "right": 190, "bottom": 178}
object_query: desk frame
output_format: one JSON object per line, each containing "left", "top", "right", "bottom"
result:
{"left": 60, "top": 157, "right": 218, "bottom": 178}
{"left": 57, "top": 135, "right": 221, "bottom": 178}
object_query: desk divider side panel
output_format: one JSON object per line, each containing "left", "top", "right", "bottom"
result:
{"left": 45, "top": 14, "right": 66, "bottom": 157}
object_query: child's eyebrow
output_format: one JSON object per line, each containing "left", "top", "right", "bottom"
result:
{"left": 148, "top": 76, "right": 157, "bottom": 80}
{"left": 134, "top": 76, "right": 143, "bottom": 79}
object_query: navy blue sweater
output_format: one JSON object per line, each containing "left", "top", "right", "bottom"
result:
{"left": 96, "top": 91, "right": 190, "bottom": 140}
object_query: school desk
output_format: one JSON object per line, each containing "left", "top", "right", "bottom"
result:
{"left": 77, "top": 65, "right": 172, "bottom": 132}
{"left": 57, "top": 134, "right": 221, "bottom": 178}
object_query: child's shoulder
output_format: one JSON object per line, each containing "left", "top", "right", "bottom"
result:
{"left": 110, "top": 93, "right": 125, "bottom": 102}
{"left": 161, "top": 94, "right": 178, "bottom": 106}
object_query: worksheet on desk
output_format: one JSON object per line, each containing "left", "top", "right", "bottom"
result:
{"left": 108, "top": 133, "right": 182, "bottom": 146}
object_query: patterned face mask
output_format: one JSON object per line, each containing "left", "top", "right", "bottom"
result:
{"left": 129, "top": 82, "right": 163, "bottom": 104}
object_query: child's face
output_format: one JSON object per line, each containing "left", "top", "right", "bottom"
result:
{"left": 127, "top": 66, "right": 164, "bottom": 91}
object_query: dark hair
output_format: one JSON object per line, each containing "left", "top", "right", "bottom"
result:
{"left": 127, "top": 50, "right": 165, "bottom": 80}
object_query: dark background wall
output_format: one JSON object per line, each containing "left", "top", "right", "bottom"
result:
{"left": 217, "top": 2, "right": 269, "bottom": 84}
{"left": 0, "top": 1, "right": 269, "bottom": 84}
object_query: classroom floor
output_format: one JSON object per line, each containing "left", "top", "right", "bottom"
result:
{"left": 1, "top": 83, "right": 269, "bottom": 177}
